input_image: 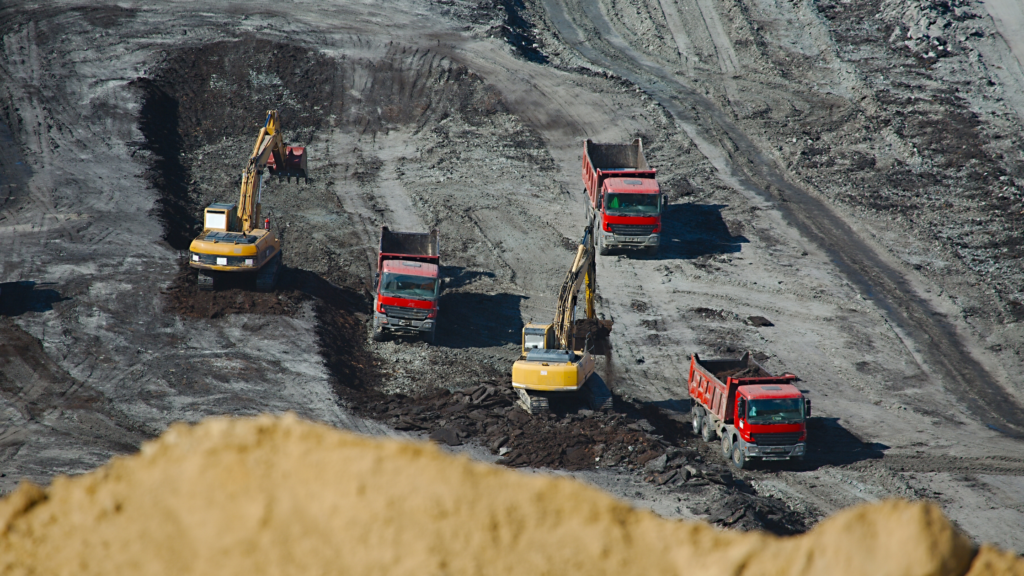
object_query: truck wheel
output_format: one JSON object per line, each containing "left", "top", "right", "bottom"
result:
{"left": 645, "top": 245, "right": 658, "bottom": 257}
{"left": 721, "top": 434, "right": 733, "bottom": 458}
{"left": 691, "top": 408, "right": 704, "bottom": 435}
{"left": 731, "top": 445, "right": 747, "bottom": 470}
{"left": 701, "top": 418, "right": 716, "bottom": 442}
{"left": 371, "top": 326, "right": 387, "bottom": 342}
{"left": 423, "top": 326, "right": 436, "bottom": 344}
{"left": 598, "top": 234, "right": 610, "bottom": 256}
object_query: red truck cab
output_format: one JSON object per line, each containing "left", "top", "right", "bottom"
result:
{"left": 688, "top": 352, "right": 809, "bottom": 469}
{"left": 583, "top": 139, "right": 665, "bottom": 256}
{"left": 372, "top": 227, "right": 441, "bottom": 344}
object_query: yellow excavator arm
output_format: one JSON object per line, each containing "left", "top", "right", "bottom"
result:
{"left": 238, "top": 110, "right": 288, "bottom": 234}
{"left": 553, "top": 225, "right": 597, "bottom": 350}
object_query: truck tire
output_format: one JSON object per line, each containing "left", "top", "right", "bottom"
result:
{"left": 731, "top": 445, "right": 747, "bottom": 470}
{"left": 371, "top": 324, "right": 387, "bottom": 342}
{"left": 598, "top": 233, "right": 610, "bottom": 256}
{"left": 701, "top": 417, "right": 716, "bottom": 442}
{"left": 645, "top": 245, "right": 658, "bottom": 257}
{"left": 721, "top": 434, "right": 733, "bottom": 458}
{"left": 423, "top": 325, "right": 436, "bottom": 344}
{"left": 691, "top": 407, "right": 704, "bottom": 435}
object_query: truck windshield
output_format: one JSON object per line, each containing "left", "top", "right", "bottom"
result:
{"left": 605, "top": 193, "right": 659, "bottom": 216}
{"left": 380, "top": 273, "right": 437, "bottom": 300}
{"left": 747, "top": 398, "right": 804, "bottom": 423}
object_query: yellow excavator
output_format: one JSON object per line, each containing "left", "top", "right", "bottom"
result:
{"left": 511, "top": 224, "right": 613, "bottom": 414}
{"left": 188, "top": 110, "right": 308, "bottom": 291}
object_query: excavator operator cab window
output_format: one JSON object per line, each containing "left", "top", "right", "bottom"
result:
{"left": 523, "top": 327, "right": 547, "bottom": 350}
{"left": 205, "top": 210, "right": 228, "bottom": 231}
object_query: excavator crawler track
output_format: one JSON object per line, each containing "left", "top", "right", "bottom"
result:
{"left": 255, "top": 253, "right": 282, "bottom": 292}
{"left": 584, "top": 377, "right": 614, "bottom": 411}
{"left": 515, "top": 388, "right": 550, "bottom": 415}
{"left": 197, "top": 270, "right": 216, "bottom": 291}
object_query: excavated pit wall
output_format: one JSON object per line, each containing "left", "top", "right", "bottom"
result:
{"left": 0, "top": 413, "right": 1021, "bottom": 576}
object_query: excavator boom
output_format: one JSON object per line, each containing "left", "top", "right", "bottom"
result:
{"left": 553, "top": 226, "right": 597, "bottom": 350}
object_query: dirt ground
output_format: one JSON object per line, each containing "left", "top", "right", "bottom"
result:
{"left": 2, "top": 0, "right": 1024, "bottom": 551}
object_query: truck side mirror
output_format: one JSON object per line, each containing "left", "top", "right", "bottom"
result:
{"left": 805, "top": 399, "right": 811, "bottom": 418}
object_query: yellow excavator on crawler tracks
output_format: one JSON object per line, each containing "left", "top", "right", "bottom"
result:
{"left": 188, "top": 110, "right": 308, "bottom": 291}
{"left": 511, "top": 224, "right": 613, "bottom": 414}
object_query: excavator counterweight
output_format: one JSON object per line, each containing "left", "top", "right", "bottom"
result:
{"left": 187, "top": 110, "right": 307, "bottom": 291}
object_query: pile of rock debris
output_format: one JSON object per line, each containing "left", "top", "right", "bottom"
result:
{"left": 353, "top": 382, "right": 808, "bottom": 534}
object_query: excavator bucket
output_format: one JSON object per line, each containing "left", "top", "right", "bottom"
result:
{"left": 266, "top": 146, "right": 308, "bottom": 182}
{"left": 572, "top": 318, "right": 613, "bottom": 356}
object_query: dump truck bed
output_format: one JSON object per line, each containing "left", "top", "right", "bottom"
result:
{"left": 688, "top": 352, "right": 797, "bottom": 423}
{"left": 582, "top": 139, "right": 657, "bottom": 207}
{"left": 378, "top": 226, "right": 440, "bottom": 267}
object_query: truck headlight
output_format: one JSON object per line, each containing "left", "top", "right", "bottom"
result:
{"left": 794, "top": 444, "right": 805, "bottom": 455}
{"left": 191, "top": 254, "right": 199, "bottom": 262}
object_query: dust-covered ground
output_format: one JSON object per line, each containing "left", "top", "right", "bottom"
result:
{"left": 1, "top": 0, "right": 1023, "bottom": 550}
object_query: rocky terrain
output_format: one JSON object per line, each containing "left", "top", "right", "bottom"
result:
{"left": 1, "top": 0, "right": 1023, "bottom": 551}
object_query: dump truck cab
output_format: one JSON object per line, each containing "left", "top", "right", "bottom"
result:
{"left": 730, "top": 383, "right": 808, "bottom": 463}
{"left": 598, "top": 176, "right": 664, "bottom": 253}
{"left": 372, "top": 227, "right": 441, "bottom": 344}
{"left": 583, "top": 139, "right": 666, "bottom": 256}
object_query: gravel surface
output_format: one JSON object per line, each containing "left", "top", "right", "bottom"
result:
{"left": 1, "top": 0, "right": 1023, "bottom": 551}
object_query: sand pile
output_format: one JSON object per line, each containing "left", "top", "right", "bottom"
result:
{"left": 0, "top": 414, "right": 1020, "bottom": 575}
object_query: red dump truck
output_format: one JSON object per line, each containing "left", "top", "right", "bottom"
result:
{"left": 688, "top": 352, "right": 809, "bottom": 469}
{"left": 583, "top": 139, "right": 665, "bottom": 256}
{"left": 372, "top": 226, "right": 441, "bottom": 344}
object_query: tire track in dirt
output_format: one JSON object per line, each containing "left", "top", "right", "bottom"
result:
{"left": 878, "top": 454, "right": 1024, "bottom": 476}
{"left": 542, "top": 0, "right": 1024, "bottom": 438}
{"left": 654, "top": 0, "right": 695, "bottom": 74}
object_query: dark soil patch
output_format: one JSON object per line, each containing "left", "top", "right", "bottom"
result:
{"left": 326, "top": 375, "right": 812, "bottom": 535}
{"left": 714, "top": 366, "right": 770, "bottom": 379}
{"left": 698, "top": 493, "right": 810, "bottom": 535}
{"left": 162, "top": 261, "right": 308, "bottom": 319}
{"left": 134, "top": 35, "right": 507, "bottom": 251}
{"left": 163, "top": 261, "right": 382, "bottom": 392}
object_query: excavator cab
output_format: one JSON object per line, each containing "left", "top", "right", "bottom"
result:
{"left": 522, "top": 323, "right": 556, "bottom": 355}
{"left": 203, "top": 203, "right": 239, "bottom": 232}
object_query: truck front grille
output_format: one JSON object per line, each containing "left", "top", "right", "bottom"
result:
{"left": 383, "top": 305, "right": 430, "bottom": 320}
{"left": 610, "top": 224, "right": 656, "bottom": 236}
{"left": 752, "top": 432, "right": 803, "bottom": 446}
